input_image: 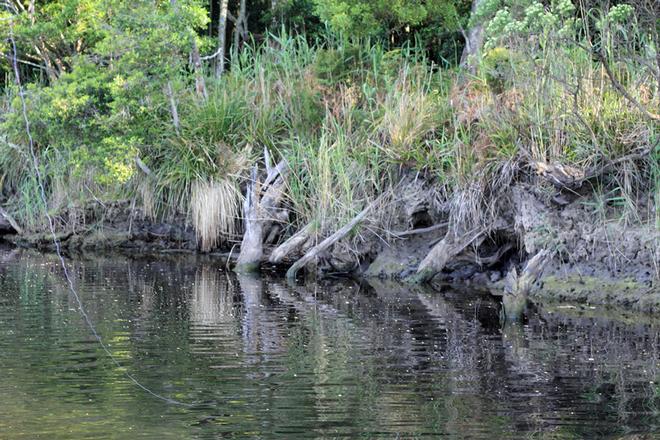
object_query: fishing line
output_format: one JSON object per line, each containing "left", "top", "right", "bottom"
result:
{"left": 6, "top": 19, "right": 193, "bottom": 407}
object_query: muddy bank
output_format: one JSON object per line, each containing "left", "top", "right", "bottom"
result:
{"left": 0, "top": 202, "right": 199, "bottom": 253}
{"left": 1, "top": 175, "right": 658, "bottom": 313}
{"left": 358, "top": 179, "right": 658, "bottom": 313}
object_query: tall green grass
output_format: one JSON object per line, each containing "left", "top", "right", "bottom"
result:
{"left": 1, "top": 28, "right": 657, "bottom": 250}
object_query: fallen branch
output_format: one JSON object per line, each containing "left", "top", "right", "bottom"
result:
{"left": 269, "top": 222, "right": 316, "bottom": 264}
{"left": 414, "top": 228, "right": 486, "bottom": 283}
{"left": 0, "top": 206, "right": 23, "bottom": 235}
{"left": 286, "top": 195, "right": 385, "bottom": 282}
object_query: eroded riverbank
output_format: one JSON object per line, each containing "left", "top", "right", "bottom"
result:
{"left": 2, "top": 175, "right": 658, "bottom": 314}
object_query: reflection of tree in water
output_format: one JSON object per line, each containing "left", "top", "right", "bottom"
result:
{"left": 1, "top": 249, "right": 659, "bottom": 438}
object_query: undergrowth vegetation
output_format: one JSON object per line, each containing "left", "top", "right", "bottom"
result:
{"left": 1, "top": 1, "right": 658, "bottom": 250}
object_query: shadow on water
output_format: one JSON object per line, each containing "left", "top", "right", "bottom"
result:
{"left": 0, "top": 248, "right": 658, "bottom": 439}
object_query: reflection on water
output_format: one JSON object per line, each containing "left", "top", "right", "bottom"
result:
{"left": 0, "top": 248, "right": 658, "bottom": 439}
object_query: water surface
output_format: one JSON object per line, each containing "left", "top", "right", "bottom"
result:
{"left": 0, "top": 248, "right": 658, "bottom": 439}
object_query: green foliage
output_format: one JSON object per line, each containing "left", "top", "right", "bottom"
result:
{"left": 481, "top": 47, "right": 518, "bottom": 94}
{"left": 310, "top": 0, "right": 471, "bottom": 64}
{"left": 474, "top": 0, "right": 580, "bottom": 48}
{"left": 312, "top": 0, "right": 467, "bottom": 37}
{"left": 2, "top": 0, "right": 209, "bottom": 189}
{"left": 1, "top": 0, "right": 657, "bottom": 241}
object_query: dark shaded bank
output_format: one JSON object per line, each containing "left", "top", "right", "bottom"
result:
{"left": 1, "top": 177, "right": 658, "bottom": 314}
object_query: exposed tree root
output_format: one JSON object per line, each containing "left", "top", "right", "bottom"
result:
{"left": 390, "top": 222, "right": 449, "bottom": 238}
{"left": 235, "top": 149, "right": 289, "bottom": 273}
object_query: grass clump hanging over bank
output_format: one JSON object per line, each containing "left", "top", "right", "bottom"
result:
{"left": 0, "top": 0, "right": 657, "bottom": 253}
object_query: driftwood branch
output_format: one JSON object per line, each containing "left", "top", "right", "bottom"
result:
{"left": 285, "top": 195, "right": 384, "bottom": 281}
{"left": 0, "top": 206, "right": 23, "bottom": 235}
{"left": 414, "top": 228, "right": 486, "bottom": 283}
{"left": 269, "top": 222, "right": 315, "bottom": 264}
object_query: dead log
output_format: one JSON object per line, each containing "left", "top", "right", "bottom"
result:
{"left": 269, "top": 222, "right": 316, "bottom": 264}
{"left": 234, "top": 150, "right": 289, "bottom": 273}
{"left": 0, "top": 206, "right": 22, "bottom": 235}
{"left": 285, "top": 195, "right": 384, "bottom": 282}
{"left": 414, "top": 228, "right": 486, "bottom": 283}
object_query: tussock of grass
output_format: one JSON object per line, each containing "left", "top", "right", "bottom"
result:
{"left": 191, "top": 179, "right": 241, "bottom": 252}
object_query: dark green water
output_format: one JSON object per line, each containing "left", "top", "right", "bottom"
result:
{"left": 0, "top": 247, "right": 658, "bottom": 439}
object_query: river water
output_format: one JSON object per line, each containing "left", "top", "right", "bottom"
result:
{"left": 0, "top": 247, "right": 658, "bottom": 439}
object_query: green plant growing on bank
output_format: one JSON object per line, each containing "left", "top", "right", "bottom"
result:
{"left": 1, "top": 0, "right": 657, "bottom": 252}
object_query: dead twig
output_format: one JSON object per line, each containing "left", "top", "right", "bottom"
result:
{"left": 594, "top": 49, "right": 660, "bottom": 122}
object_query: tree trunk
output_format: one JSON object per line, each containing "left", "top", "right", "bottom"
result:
{"left": 460, "top": 0, "right": 486, "bottom": 74}
{"left": 235, "top": 167, "right": 263, "bottom": 272}
{"left": 235, "top": 151, "right": 289, "bottom": 273}
{"left": 233, "top": 0, "right": 248, "bottom": 54}
{"left": 216, "top": 0, "right": 229, "bottom": 77}
{"left": 191, "top": 38, "right": 207, "bottom": 99}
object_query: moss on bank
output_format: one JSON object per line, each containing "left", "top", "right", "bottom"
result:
{"left": 535, "top": 275, "right": 658, "bottom": 313}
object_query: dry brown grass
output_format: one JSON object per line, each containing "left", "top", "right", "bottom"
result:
{"left": 191, "top": 179, "right": 242, "bottom": 252}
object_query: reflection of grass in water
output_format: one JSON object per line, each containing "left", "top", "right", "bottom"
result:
{"left": 2, "top": 252, "right": 660, "bottom": 437}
